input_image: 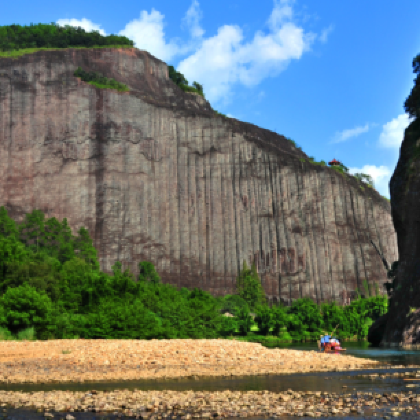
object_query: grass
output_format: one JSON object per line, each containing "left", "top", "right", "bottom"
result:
{"left": 83, "top": 80, "right": 129, "bottom": 92}
{"left": 0, "top": 45, "right": 134, "bottom": 59}
{"left": 0, "top": 326, "right": 35, "bottom": 341}
{"left": 178, "top": 84, "right": 204, "bottom": 97}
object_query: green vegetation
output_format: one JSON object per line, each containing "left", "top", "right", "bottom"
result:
{"left": 0, "top": 207, "right": 389, "bottom": 344}
{"left": 0, "top": 46, "right": 134, "bottom": 59}
{"left": 353, "top": 173, "right": 375, "bottom": 188}
{"left": 168, "top": 65, "right": 204, "bottom": 97}
{"left": 404, "top": 53, "right": 420, "bottom": 119}
{"left": 0, "top": 23, "right": 133, "bottom": 53}
{"left": 286, "top": 137, "right": 303, "bottom": 152}
{"left": 236, "top": 261, "right": 266, "bottom": 311}
{"left": 307, "top": 156, "right": 327, "bottom": 166}
{"left": 219, "top": 293, "right": 388, "bottom": 343}
{"left": 0, "top": 207, "right": 222, "bottom": 340}
{"left": 74, "top": 67, "right": 129, "bottom": 92}
{"left": 330, "top": 162, "right": 349, "bottom": 174}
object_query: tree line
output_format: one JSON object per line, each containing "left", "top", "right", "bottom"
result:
{"left": 0, "top": 23, "right": 133, "bottom": 52}
{"left": 0, "top": 207, "right": 387, "bottom": 343}
{"left": 221, "top": 261, "right": 387, "bottom": 343}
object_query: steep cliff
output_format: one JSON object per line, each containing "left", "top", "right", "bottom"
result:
{"left": 381, "top": 118, "right": 420, "bottom": 345}
{"left": 0, "top": 48, "right": 397, "bottom": 303}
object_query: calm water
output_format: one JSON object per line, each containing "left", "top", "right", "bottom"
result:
{"left": 275, "top": 341, "right": 420, "bottom": 366}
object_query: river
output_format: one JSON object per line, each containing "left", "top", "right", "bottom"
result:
{"left": 2, "top": 342, "right": 420, "bottom": 420}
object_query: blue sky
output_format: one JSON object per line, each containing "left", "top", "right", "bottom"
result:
{"left": 2, "top": 0, "right": 420, "bottom": 198}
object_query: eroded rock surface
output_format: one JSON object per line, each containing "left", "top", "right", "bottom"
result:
{"left": 382, "top": 119, "right": 420, "bottom": 346}
{"left": 0, "top": 48, "right": 397, "bottom": 303}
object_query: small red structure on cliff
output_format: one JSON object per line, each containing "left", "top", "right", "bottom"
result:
{"left": 328, "top": 158, "right": 341, "bottom": 166}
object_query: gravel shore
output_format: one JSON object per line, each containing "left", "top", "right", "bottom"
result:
{"left": 0, "top": 388, "right": 419, "bottom": 418}
{"left": 0, "top": 339, "right": 381, "bottom": 384}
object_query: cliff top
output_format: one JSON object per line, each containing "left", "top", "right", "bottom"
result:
{"left": 0, "top": 45, "right": 390, "bottom": 210}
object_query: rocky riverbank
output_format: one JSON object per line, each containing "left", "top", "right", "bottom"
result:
{"left": 0, "top": 388, "right": 419, "bottom": 418}
{"left": 0, "top": 339, "right": 381, "bottom": 385}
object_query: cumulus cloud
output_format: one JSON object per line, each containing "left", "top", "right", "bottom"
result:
{"left": 178, "top": 0, "right": 316, "bottom": 103}
{"left": 118, "top": 9, "right": 188, "bottom": 62}
{"left": 268, "top": 0, "right": 293, "bottom": 29}
{"left": 56, "top": 18, "right": 106, "bottom": 35}
{"left": 182, "top": 0, "right": 204, "bottom": 39}
{"left": 331, "top": 123, "right": 371, "bottom": 143}
{"left": 349, "top": 165, "right": 392, "bottom": 198}
{"left": 319, "top": 24, "right": 334, "bottom": 43}
{"left": 59, "top": 1, "right": 320, "bottom": 103}
{"left": 378, "top": 113, "right": 412, "bottom": 148}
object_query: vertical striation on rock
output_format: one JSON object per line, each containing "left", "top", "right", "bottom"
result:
{"left": 0, "top": 48, "right": 397, "bottom": 304}
{"left": 382, "top": 118, "right": 420, "bottom": 345}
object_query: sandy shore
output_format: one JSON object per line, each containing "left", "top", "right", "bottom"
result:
{"left": 0, "top": 339, "right": 382, "bottom": 384}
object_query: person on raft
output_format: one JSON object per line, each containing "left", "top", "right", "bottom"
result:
{"left": 320, "top": 333, "right": 343, "bottom": 352}
{"left": 330, "top": 336, "right": 343, "bottom": 350}
{"left": 320, "top": 334, "right": 331, "bottom": 350}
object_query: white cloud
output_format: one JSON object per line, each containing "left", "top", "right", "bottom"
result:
{"left": 331, "top": 123, "right": 370, "bottom": 143}
{"left": 349, "top": 165, "right": 392, "bottom": 198}
{"left": 182, "top": 0, "right": 204, "bottom": 39}
{"left": 58, "top": 1, "right": 320, "bottom": 104}
{"left": 56, "top": 18, "right": 106, "bottom": 35}
{"left": 319, "top": 24, "right": 334, "bottom": 43}
{"left": 379, "top": 113, "right": 412, "bottom": 148}
{"left": 268, "top": 0, "right": 293, "bottom": 29}
{"left": 118, "top": 9, "right": 188, "bottom": 62}
{"left": 178, "top": 1, "right": 316, "bottom": 103}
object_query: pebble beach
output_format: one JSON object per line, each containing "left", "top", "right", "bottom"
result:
{"left": 0, "top": 339, "right": 419, "bottom": 419}
{"left": 0, "top": 339, "right": 380, "bottom": 384}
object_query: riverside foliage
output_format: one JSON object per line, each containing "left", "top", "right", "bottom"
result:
{"left": 0, "top": 23, "right": 133, "bottom": 52}
{"left": 0, "top": 207, "right": 387, "bottom": 342}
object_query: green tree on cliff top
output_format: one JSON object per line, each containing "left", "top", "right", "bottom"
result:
{"left": 405, "top": 54, "right": 420, "bottom": 119}
{"left": 0, "top": 23, "right": 133, "bottom": 52}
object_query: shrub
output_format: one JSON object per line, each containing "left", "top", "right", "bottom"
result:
{"left": 271, "top": 304, "right": 290, "bottom": 335}
{"left": 74, "top": 67, "right": 129, "bottom": 92}
{"left": 17, "top": 327, "right": 35, "bottom": 340}
{"left": 168, "top": 65, "right": 205, "bottom": 97}
{"left": 0, "top": 327, "right": 13, "bottom": 340}
{"left": 236, "top": 308, "right": 253, "bottom": 336}
{"left": 287, "top": 298, "right": 324, "bottom": 339}
{"left": 220, "top": 294, "right": 249, "bottom": 316}
{"left": 218, "top": 316, "right": 237, "bottom": 337}
{"left": 0, "top": 284, "right": 53, "bottom": 336}
{"left": 255, "top": 305, "right": 273, "bottom": 335}
{"left": 236, "top": 261, "right": 266, "bottom": 311}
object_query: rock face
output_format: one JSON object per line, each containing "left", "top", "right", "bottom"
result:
{"left": 0, "top": 48, "right": 398, "bottom": 303}
{"left": 382, "top": 118, "right": 420, "bottom": 345}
